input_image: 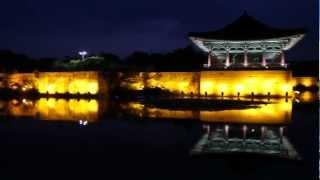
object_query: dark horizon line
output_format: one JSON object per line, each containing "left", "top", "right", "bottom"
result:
{"left": 0, "top": 48, "right": 318, "bottom": 62}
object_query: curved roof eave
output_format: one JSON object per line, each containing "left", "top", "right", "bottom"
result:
{"left": 189, "top": 33, "right": 305, "bottom": 43}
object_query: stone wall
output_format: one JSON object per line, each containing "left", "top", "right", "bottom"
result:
{"left": 5, "top": 71, "right": 107, "bottom": 95}
{"left": 119, "top": 72, "right": 200, "bottom": 95}
{"left": 200, "top": 70, "right": 293, "bottom": 97}
{"left": 120, "top": 70, "right": 297, "bottom": 97}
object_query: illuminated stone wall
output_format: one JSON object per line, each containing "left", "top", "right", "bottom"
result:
{"left": 120, "top": 72, "right": 200, "bottom": 95}
{"left": 146, "top": 72, "right": 199, "bottom": 94}
{"left": 200, "top": 70, "right": 293, "bottom": 97}
{"left": 6, "top": 71, "right": 107, "bottom": 95}
{"left": 4, "top": 70, "right": 318, "bottom": 97}
{"left": 7, "top": 73, "right": 36, "bottom": 90}
{"left": 120, "top": 70, "right": 295, "bottom": 97}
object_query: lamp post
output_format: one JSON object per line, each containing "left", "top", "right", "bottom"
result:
{"left": 79, "top": 51, "right": 88, "bottom": 61}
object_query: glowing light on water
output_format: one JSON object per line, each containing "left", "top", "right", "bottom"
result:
{"left": 120, "top": 98, "right": 293, "bottom": 125}
{"left": 7, "top": 98, "right": 99, "bottom": 122}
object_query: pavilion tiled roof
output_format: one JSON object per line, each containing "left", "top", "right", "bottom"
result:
{"left": 188, "top": 12, "right": 306, "bottom": 41}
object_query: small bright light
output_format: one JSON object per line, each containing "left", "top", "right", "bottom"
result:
{"left": 225, "top": 125, "right": 229, "bottom": 131}
{"left": 79, "top": 51, "right": 87, "bottom": 56}
{"left": 79, "top": 120, "right": 88, "bottom": 126}
{"left": 243, "top": 125, "right": 247, "bottom": 131}
{"left": 79, "top": 51, "right": 88, "bottom": 61}
{"left": 11, "top": 99, "right": 19, "bottom": 105}
{"left": 83, "top": 121, "right": 88, "bottom": 126}
{"left": 11, "top": 85, "right": 18, "bottom": 90}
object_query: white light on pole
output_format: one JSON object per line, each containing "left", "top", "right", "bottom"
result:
{"left": 79, "top": 51, "right": 88, "bottom": 61}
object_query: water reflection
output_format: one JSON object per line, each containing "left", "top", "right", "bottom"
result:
{"left": 0, "top": 92, "right": 317, "bottom": 159}
{"left": 1, "top": 93, "right": 316, "bottom": 124}
{"left": 200, "top": 99, "right": 291, "bottom": 124}
{"left": 191, "top": 124, "right": 300, "bottom": 159}
{"left": 297, "top": 91, "right": 319, "bottom": 103}
{"left": 2, "top": 98, "right": 100, "bottom": 122}
{"left": 119, "top": 99, "right": 292, "bottom": 125}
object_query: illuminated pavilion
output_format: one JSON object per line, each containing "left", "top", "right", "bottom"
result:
{"left": 189, "top": 12, "right": 305, "bottom": 69}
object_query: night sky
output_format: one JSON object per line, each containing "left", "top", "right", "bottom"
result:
{"left": 0, "top": 0, "right": 318, "bottom": 60}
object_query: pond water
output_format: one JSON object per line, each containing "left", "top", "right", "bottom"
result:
{"left": 0, "top": 92, "right": 318, "bottom": 179}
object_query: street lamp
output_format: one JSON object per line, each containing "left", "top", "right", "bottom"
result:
{"left": 79, "top": 51, "right": 88, "bottom": 61}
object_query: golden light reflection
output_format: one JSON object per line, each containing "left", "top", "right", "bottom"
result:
{"left": 7, "top": 98, "right": 100, "bottom": 122}
{"left": 200, "top": 100, "right": 292, "bottom": 124}
{"left": 120, "top": 99, "right": 292, "bottom": 124}
{"left": 298, "top": 91, "right": 318, "bottom": 103}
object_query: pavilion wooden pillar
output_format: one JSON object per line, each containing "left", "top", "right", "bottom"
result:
{"left": 224, "top": 125, "right": 229, "bottom": 141}
{"left": 225, "top": 50, "right": 230, "bottom": 67}
{"left": 279, "top": 126, "right": 284, "bottom": 144}
{"left": 280, "top": 51, "right": 286, "bottom": 67}
{"left": 262, "top": 51, "right": 267, "bottom": 67}
{"left": 242, "top": 125, "right": 247, "bottom": 141}
{"left": 244, "top": 49, "right": 248, "bottom": 66}
{"left": 261, "top": 126, "right": 266, "bottom": 143}
{"left": 207, "top": 52, "right": 212, "bottom": 68}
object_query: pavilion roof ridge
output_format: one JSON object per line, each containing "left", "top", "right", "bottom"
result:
{"left": 188, "top": 12, "right": 306, "bottom": 41}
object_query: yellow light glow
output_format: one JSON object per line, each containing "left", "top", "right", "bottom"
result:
{"left": 281, "top": 84, "right": 291, "bottom": 93}
{"left": 121, "top": 71, "right": 302, "bottom": 97}
{"left": 130, "top": 82, "right": 144, "bottom": 90}
{"left": 263, "top": 80, "right": 274, "bottom": 91}
{"left": 7, "top": 98, "right": 100, "bottom": 121}
{"left": 235, "top": 84, "right": 244, "bottom": 93}
{"left": 201, "top": 81, "right": 214, "bottom": 95}
{"left": 299, "top": 91, "right": 316, "bottom": 102}
{"left": 121, "top": 99, "right": 292, "bottom": 124}
{"left": 7, "top": 72, "right": 105, "bottom": 95}
{"left": 47, "top": 84, "right": 56, "bottom": 94}
{"left": 178, "top": 82, "right": 189, "bottom": 92}
{"left": 201, "top": 99, "right": 292, "bottom": 124}
{"left": 301, "top": 79, "right": 313, "bottom": 87}
{"left": 35, "top": 72, "right": 100, "bottom": 95}
{"left": 219, "top": 84, "right": 228, "bottom": 93}
{"left": 200, "top": 71, "right": 294, "bottom": 97}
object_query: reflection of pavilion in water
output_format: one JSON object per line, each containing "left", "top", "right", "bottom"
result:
{"left": 118, "top": 98, "right": 303, "bottom": 158}
{"left": 0, "top": 98, "right": 103, "bottom": 122}
{"left": 191, "top": 124, "right": 300, "bottom": 159}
